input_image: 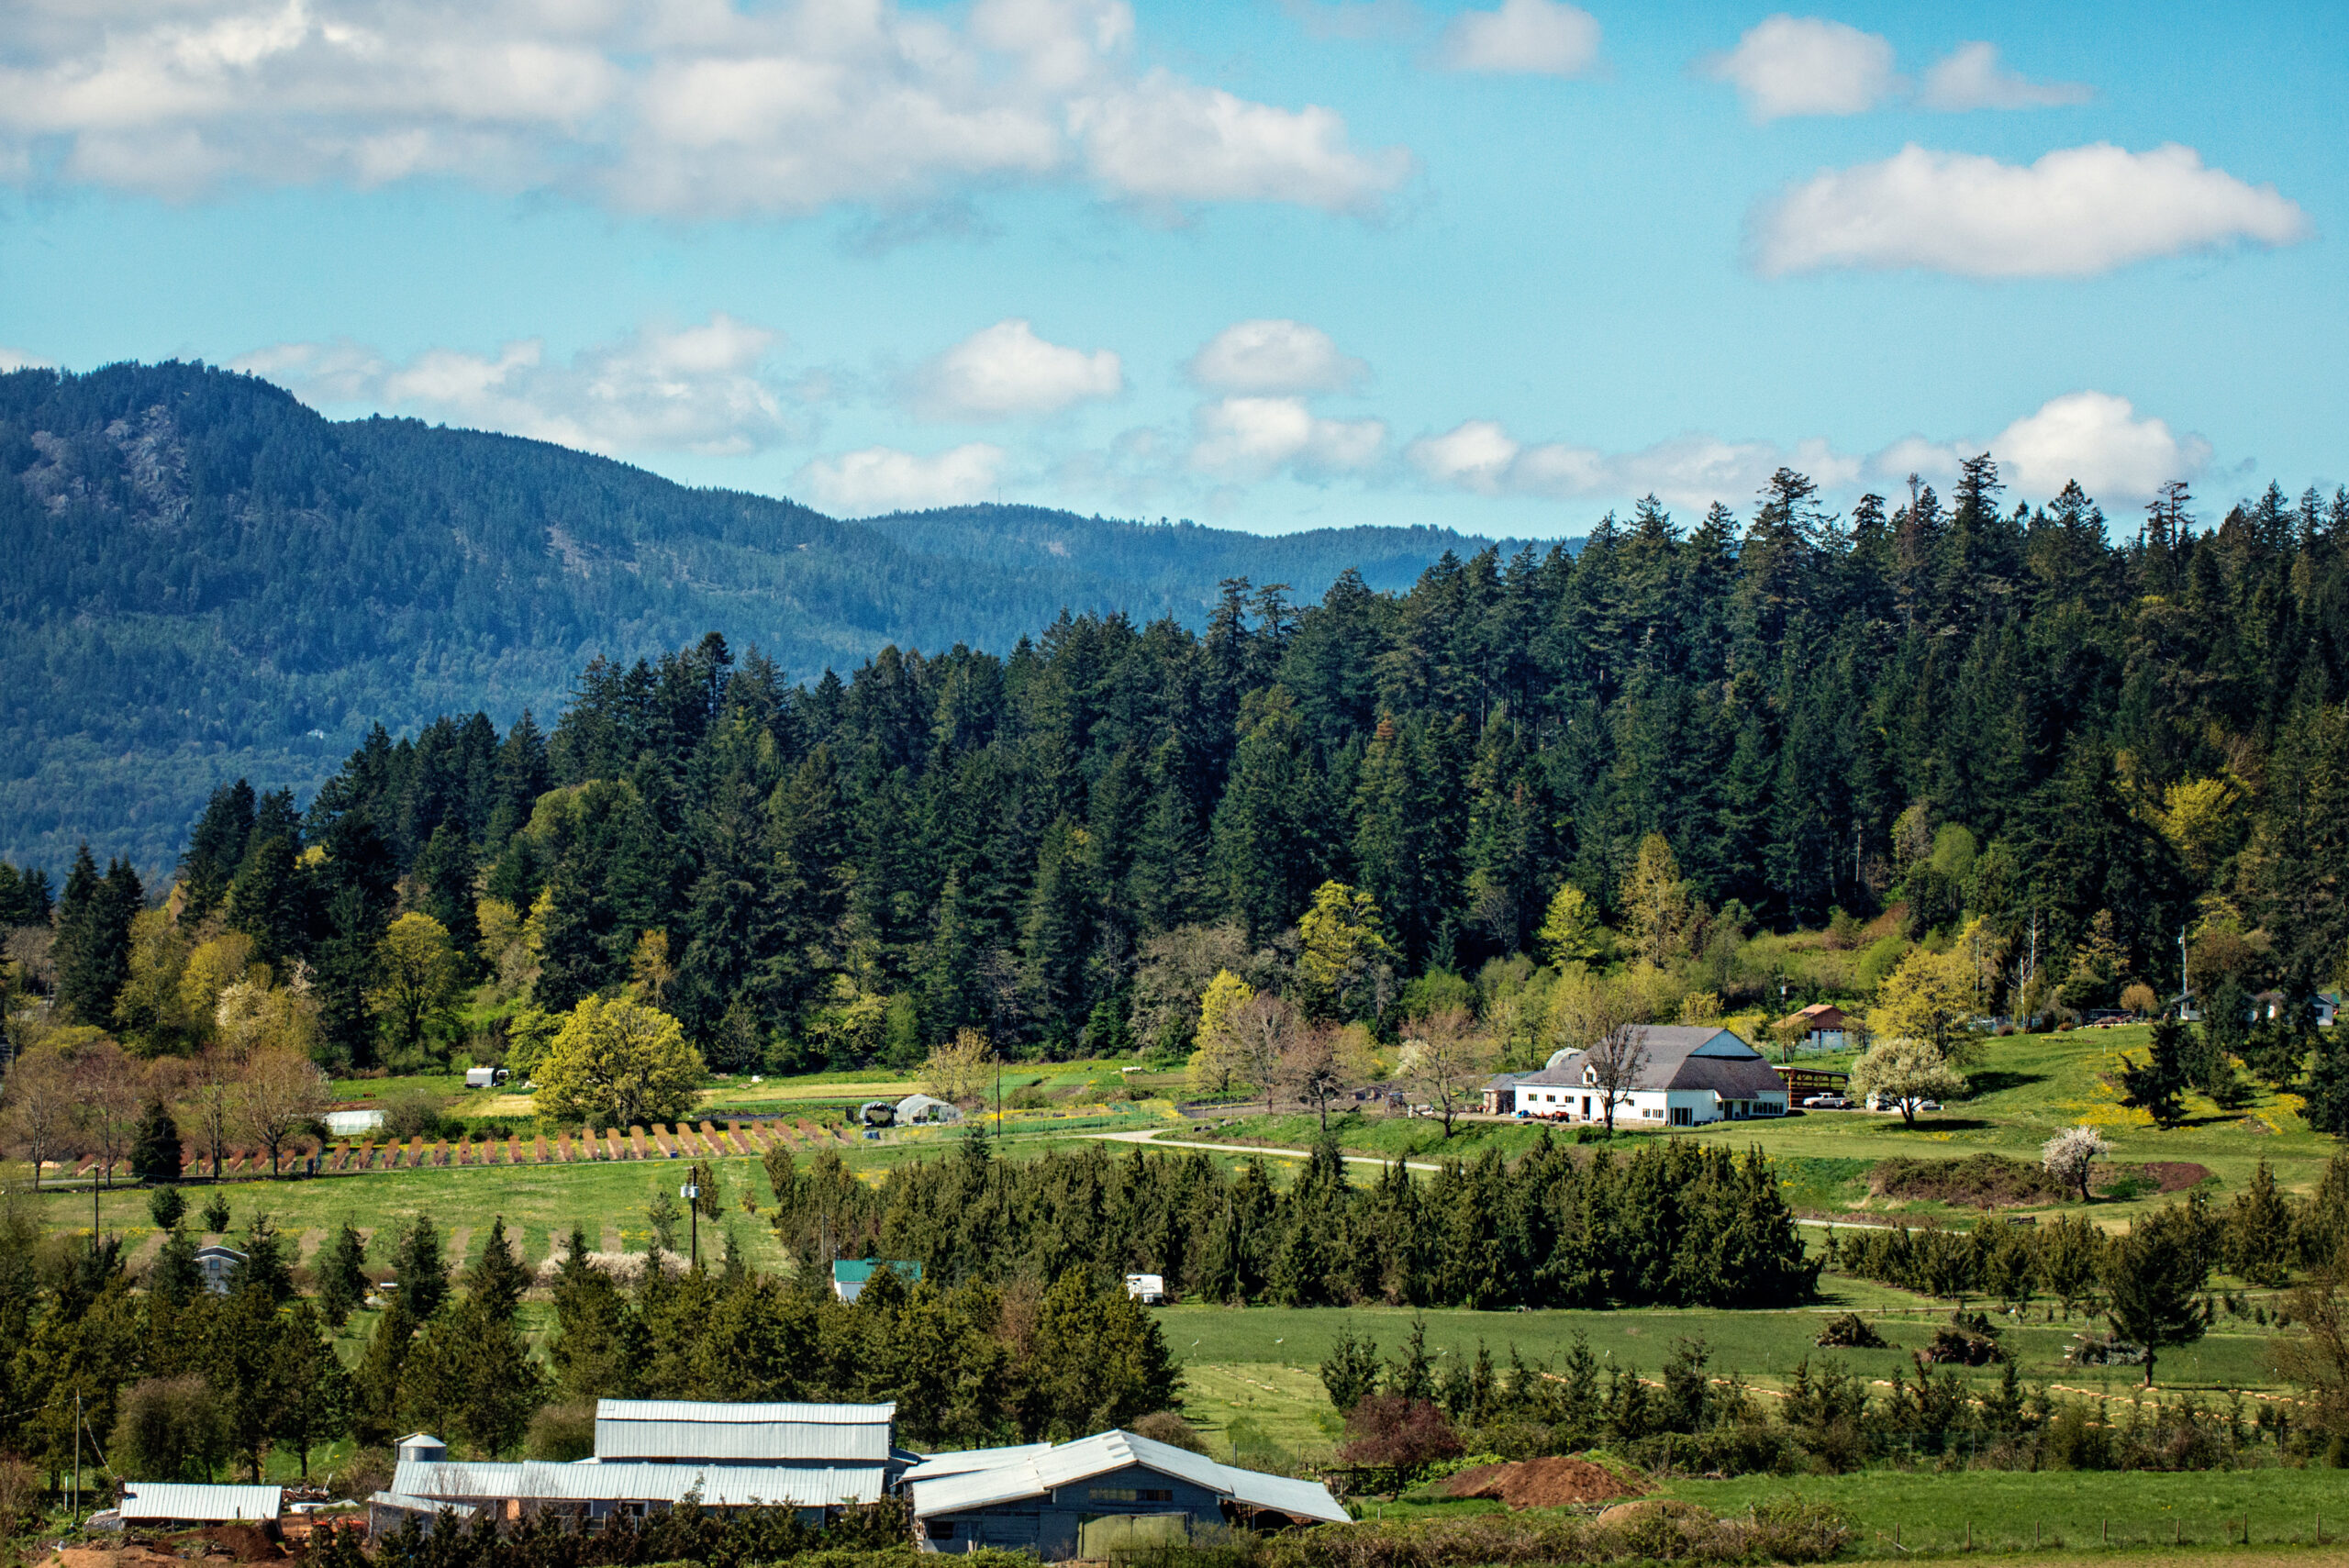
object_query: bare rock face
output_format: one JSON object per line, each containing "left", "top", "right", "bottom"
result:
{"left": 19, "top": 404, "right": 194, "bottom": 528}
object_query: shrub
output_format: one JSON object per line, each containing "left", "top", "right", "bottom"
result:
{"left": 1336, "top": 1395, "right": 1463, "bottom": 1473}
{"left": 1131, "top": 1410, "right": 1210, "bottom": 1454}
{"left": 526, "top": 1401, "right": 596, "bottom": 1462}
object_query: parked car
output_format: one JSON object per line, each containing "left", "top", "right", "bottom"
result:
{"left": 1801, "top": 1094, "right": 1851, "bottom": 1109}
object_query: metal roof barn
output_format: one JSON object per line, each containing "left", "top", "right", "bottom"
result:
{"left": 906, "top": 1430, "right": 1348, "bottom": 1525}
{"left": 392, "top": 1460, "right": 885, "bottom": 1510}
{"left": 592, "top": 1399, "right": 896, "bottom": 1464}
{"left": 120, "top": 1483, "right": 283, "bottom": 1522}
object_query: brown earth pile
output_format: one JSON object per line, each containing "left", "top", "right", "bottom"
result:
{"left": 1871, "top": 1153, "right": 2062, "bottom": 1207}
{"left": 2137, "top": 1161, "right": 2214, "bottom": 1193}
{"left": 39, "top": 1549, "right": 184, "bottom": 1568}
{"left": 1435, "top": 1456, "right": 1644, "bottom": 1508}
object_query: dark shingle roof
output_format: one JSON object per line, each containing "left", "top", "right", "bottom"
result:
{"left": 1523, "top": 1026, "right": 1784, "bottom": 1097}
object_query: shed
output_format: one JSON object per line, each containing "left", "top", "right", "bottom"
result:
{"left": 368, "top": 1493, "right": 477, "bottom": 1539}
{"left": 195, "top": 1244, "right": 246, "bottom": 1296}
{"left": 905, "top": 1429, "right": 1345, "bottom": 1559}
{"left": 386, "top": 1459, "right": 882, "bottom": 1531}
{"left": 1480, "top": 1073, "right": 1521, "bottom": 1116}
{"left": 831, "top": 1259, "right": 921, "bottom": 1303}
{"left": 593, "top": 1399, "right": 897, "bottom": 1466}
{"left": 895, "top": 1094, "right": 961, "bottom": 1125}
{"left": 120, "top": 1482, "right": 284, "bottom": 1526}
{"left": 326, "top": 1108, "right": 385, "bottom": 1136}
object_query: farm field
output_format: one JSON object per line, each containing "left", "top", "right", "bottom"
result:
{"left": 1184, "top": 1022, "right": 2335, "bottom": 1229}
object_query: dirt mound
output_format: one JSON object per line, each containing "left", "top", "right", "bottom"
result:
{"left": 2136, "top": 1161, "right": 2213, "bottom": 1193}
{"left": 1871, "top": 1153, "right": 2061, "bottom": 1207}
{"left": 1596, "top": 1498, "right": 1706, "bottom": 1529}
{"left": 1435, "top": 1456, "right": 1643, "bottom": 1508}
{"left": 195, "top": 1526, "right": 284, "bottom": 1562}
{"left": 39, "top": 1550, "right": 184, "bottom": 1568}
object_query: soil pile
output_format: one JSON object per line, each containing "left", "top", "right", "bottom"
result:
{"left": 2136, "top": 1162, "right": 2213, "bottom": 1193}
{"left": 1871, "top": 1153, "right": 2062, "bottom": 1207}
{"left": 1435, "top": 1456, "right": 1643, "bottom": 1508}
{"left": 196, "top": 1525, "right": 284, "bottom": 1561}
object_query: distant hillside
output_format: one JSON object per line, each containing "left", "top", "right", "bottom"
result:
{"left": 0, "top": 362, "right": 1546, "bottom": 871}
{"left": 865, "top": 505, "right": 1535, "bottom": 601}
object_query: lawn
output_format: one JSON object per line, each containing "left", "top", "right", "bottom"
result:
{"left": 1647, "top": 1467, "right": 2349, "bottom": 1558}
{"left": 1186, "top": 1024, "right": 2337, "bottom": 1229}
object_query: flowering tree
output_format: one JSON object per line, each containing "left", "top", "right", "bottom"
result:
{"left": 2041, "top": 1123, "right": 2114, "bottom": 1203}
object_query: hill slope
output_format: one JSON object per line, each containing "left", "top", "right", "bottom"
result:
{"left": 0, "top": 361, "right": 1537, "bottom": 870}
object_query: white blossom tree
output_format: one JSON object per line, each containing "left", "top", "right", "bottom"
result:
{"left": 2042, "top": 1124, "right": 2115, "bottom": 1203}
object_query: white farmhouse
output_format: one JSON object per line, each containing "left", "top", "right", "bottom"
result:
{"left": 1508, "top": 1025, "right": 1788, "bottom": 1127}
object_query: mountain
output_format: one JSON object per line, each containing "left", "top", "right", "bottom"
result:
{"left": 0, "top": 361, "right": 1546, "bottom": 872}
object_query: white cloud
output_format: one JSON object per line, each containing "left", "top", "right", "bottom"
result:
{"left": 1702, "top": 16, "right": 1895, "bottom": 121}
{"left": 1988, "top": 391, "right": 2208, "bottom": 502}
{"left": 1187, "top": 319, "right": 1367, "bottom": 395}
{"left": 0, "top": 348, "right": 57, "bottom": 372}
{"left": 1189, "top": 396, "right": 1385, "bottom": 479}
{"left": 234, "top": 314, "right": 794, "bottom": 455}
{"left": 1440, "top": 0, "right": 1603, "bottom": 78}
{"left": 1920, "top": 42, "right": 2092, "bottom": 111}
{"left": 1751, "top": 142, "right": 2311, "bottom": 278}
{"left": 1408, "top": 418, "right": 1857, "bottom": 509}
{"left": 797, "top": 442, "right": 1006, "bottom": 513}
{"left": 1406, "top": 394, "right": 2205, "bottom": 512}
{"left": 915, "top": 318, "right": 1121, "bottom": 420}
{"left": 1070, "top": 71, "right": 1408, "bottom": 212}
{"left": 0, "top": 0, "right": 1408, "bottom": 219}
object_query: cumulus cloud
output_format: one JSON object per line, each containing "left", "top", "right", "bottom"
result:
{"left": 1701, "top": 15, "right": 1896, "bottom": 121}
{"left": 1988, "top": 391, "right": 2209, "bottom": 502}
{"left": 0, "top": 0, "right": 1408, "bottom": 219}
{"left": 234, "top": 314, "right": 793, "bottom": 455}
{"left": 1408, "top": 418, "right": 1856, "bottom": 509}
{"left": 1069, "top": 71, "right": 1409, "bottom": 212}
{"left": 1407, "top": 392, "right": 2206, "bottom": 512}
{"left": 0, "top": 348, "right": 57, "bottom": 372}
{"left": 1189, "top": 396, "right": 1384, "bottom": 479}
{"left": 1187, "top": 319, "right": 1367, "bottom": 395}
{"left": 797, "top": 442, "right": 1007, "bottom": 514}
{"left": 1750, "top": 142, "right": 2311, "bottom": 278}
{"left": 914, "top": 319, "right": 1121, "bottom": 420}
{"left": 1920, "top": 41, "right": 2092, "bottom": 111}
{"left": 1440, "top": 0, "right": 1603, "bottom": 78}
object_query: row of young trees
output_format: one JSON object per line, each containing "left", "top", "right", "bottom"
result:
{"left": 15, "top": 458, "right": 2349, "bottom": 1074}
{"left": 768, "top": 1130, "right": 1819, "bottom": 1311}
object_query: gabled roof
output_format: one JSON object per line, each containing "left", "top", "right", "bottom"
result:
{"left": 904, "top": 1429, "right": 1347, "bottom": 1525}
{"left": 121, "top": 1483, "right": 282, "bottom": 1521}
{"left": 392, "top": 1460, "right": 885, "bottom": 1508}
{"left": 1530, "top": 1027, "right": 1784, "bottom": 1097}
{"left": 899, "top": 1443, "right": 1055, "bottom": 1483}
{"left": 593, "top": 1399, "right": 896, "bottom": 1464}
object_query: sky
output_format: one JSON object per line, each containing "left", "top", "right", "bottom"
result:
{"left": 0, "top": 0, "right": 2341, "bottom": 538}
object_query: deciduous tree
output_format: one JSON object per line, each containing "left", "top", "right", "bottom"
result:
{"left": 534, "top": 995, "right": 706, "bottom": 1129}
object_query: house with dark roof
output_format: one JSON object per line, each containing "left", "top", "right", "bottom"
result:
{"left": 1773, "top": 1002, "right": 1851, "bottom": 1050}
{"left": 1507, "top": 1026, "right": 1788, "bottom": 1128}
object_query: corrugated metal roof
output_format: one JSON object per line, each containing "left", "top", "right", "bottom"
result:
{"left": 596, "top": 1400, "right": 896, "bottom": 1425}
{"left": 121, "top": 1484, "right": 282, "bottom": 1521}
{"left": 392, "top": 1460, "right": 883, "bottom": 1508}
{"left": 593, "top": 1399, "right": 896, "bottom": 1463}
{"left": 898, "top": 1444, "right": 1053, "bottom": 1483}
{"left": 904, "top": 1430, "right": 1343, "bottom": 1525}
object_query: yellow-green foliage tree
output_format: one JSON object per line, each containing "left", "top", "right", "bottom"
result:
{"left": 1295, "top": 882, "right": 1397, "bottom": 1022}
{"left": 1620, "top": 834, "right": 1692, "bottom": 966}
{"left": 534, "top": 995, "right": 706, "bottom": 1128}
{"left": 369, "top": 912, "right": 463, "bottom": 1062}
{"left": 1869, "top": 924, "right": 1986, "bottom": 1066}
{"left": 1186, "top": 970, "right": 1255, "bottom": 1097}
{"left": 922, "top": 1027, "right": 990, "bottom": 1106}
{"left": 1535, "top": 884, "right": 1606, "bottom": 967}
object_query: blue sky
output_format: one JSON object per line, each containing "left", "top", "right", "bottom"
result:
{"left": 1, "top": 0, "right": 2339, "bottom": 537}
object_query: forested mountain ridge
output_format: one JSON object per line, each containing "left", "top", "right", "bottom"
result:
{"left": 0, "top": 361, "right": 1525, "bottom": 870}
{"left": 33, "top": 456, "right": 2349, "bottom": 1084}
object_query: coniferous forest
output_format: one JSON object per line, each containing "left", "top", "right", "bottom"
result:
{"left": 11, "top": 448, "right": 2349, "bottom": 1078}
{"left": 0, "top": 362, "right": 1515, "bottom": 870}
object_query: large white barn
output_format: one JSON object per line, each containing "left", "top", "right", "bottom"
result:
{"left": 1497, "top": 1025, "right": 1788, "bottom": 1127}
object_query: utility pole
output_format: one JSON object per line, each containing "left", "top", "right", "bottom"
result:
{"left": 2180, "top": 926, "right": 2190, "bottom": 1009}
{"left": 682, "top": 1181, "right": 699, "bottom": 1270}
{"left": 73, "top": 1390, "right": 82, "bottom": 1524}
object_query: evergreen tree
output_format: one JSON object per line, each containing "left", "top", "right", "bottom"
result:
{"left": 2101, "top": 1207, "right": 2209, "bottom": 1387}
{"left": 391, "top": 1216, "right": 450, "bottom": 1320}
{"left": 464, "top": 1217, "right": 529, "bottom": 1322}
{"left": 316, "top": 1222, "right": 370, "bottom": 1329}
{"left": 2119, "top": 1020, "right": 2191, "bottom": 1129}
{"left": 130, "top": 1100, "right": 184, "bottom": 1185}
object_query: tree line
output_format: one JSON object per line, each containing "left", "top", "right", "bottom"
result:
{"left": 768, "top": 1131, "right": 1820, "bottom": 1311}
{"left": 7, "top": 456, "right": 2349, "bottom": 1088}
